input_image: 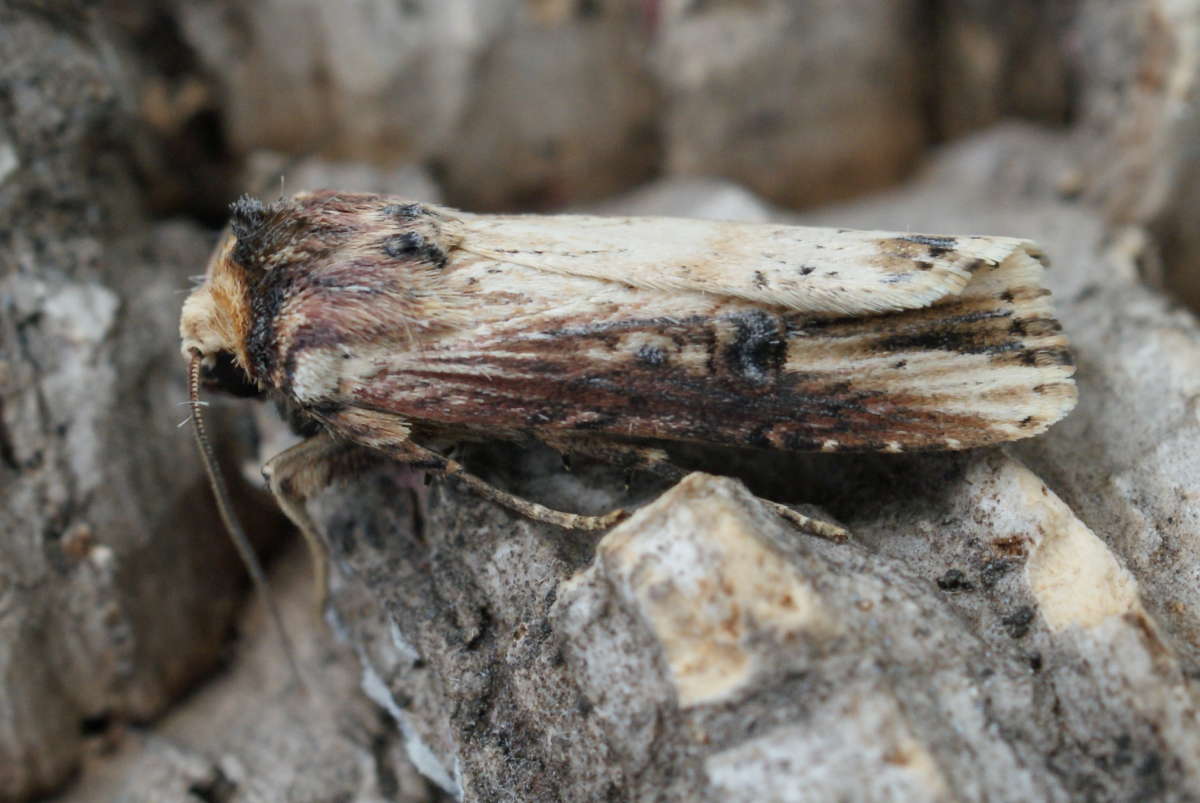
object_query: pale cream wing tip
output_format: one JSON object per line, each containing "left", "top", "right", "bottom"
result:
{"left": 937, "top": 244, "right": 1076, "bottom": 446}
{"left": 453, "top": 214, "right": 1048, "bottom": 315}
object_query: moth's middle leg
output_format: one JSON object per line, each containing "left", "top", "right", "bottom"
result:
{"left": 542, "top": 434, "right": 850, "bottom": 542}
{"left": 320, "top": 407, "right": 631, "bottom": 531}
{"left": 262, "top": 432, "right": 354, "bottom": 611}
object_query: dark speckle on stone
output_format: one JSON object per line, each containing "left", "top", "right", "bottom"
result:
{"left": 326, "top": 510, "right": 360, "bottom": 557}
{"left": 936, "top": 569, "right": 973, "bottom": 592}
{"left": 1137, "top": 751, "right": 1167, "bottom": 798}
{"left": 980, "top": 559, "right": 1015, "bottom": 588}
{"left": 1001, "top": 605, "right": 1036, "bottom": 638}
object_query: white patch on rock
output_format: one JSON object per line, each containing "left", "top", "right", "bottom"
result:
{"left": 981, "top": 458, "right": 1141, "bottom": 630}
{"left": 360, "top": 664, "right": 461, "bottom": 798}
{"left": 43, "top": 282, "right": 120, "bottom": 344}
{"left": 0, "top": 139, "right": 18, "bottom": 184}
{"left": 589, "top": 472, "right": 838, "bottom": 707}
{"left": 705, "top": 681, "right": 953, "bottom": 802}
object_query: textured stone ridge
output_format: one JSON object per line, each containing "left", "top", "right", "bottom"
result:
{"left": 321, "top": 440, "right": 1200, "bottom": 800}
{"left": 560, "top": 474, "right": 838, "bottom": 709}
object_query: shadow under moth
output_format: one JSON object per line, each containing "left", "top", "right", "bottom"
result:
{"left": 181, "top": 191, "right": 1076, "bottom": 640}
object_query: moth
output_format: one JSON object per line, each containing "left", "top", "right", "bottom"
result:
{"left": 181, "top": 191, "right": 1076, "bottom": 608}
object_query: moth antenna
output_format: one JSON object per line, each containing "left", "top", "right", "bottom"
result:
{"left": 188, "top": 353, "right": 308, "bottom": 691}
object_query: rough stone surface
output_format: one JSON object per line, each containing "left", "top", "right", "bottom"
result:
{"left": 436, "top": 16, "right": 660, "bottom": 210}
{"left": 931, "top": 1, "right": 1077, "bottom": 138}
{"left": 1071, "top": 0, "right": 1200, "bottom": 309}
{"left": 55, "top": 547, "right": 441, "bottom": 803}
{"left": 0, "top": 9, "right": 265, "bottom": 799}
{"left": 174, "top": 0, "right": 507, "bottom": 164}
{"left": 242, "top": 153, "right": 445, "bottom": 204}
{"left": 175, "top": 0, "right": 661, "bottom": 211}
{"left": 165, "top": 0, "right": 1200, "bottom": 227}
{"left": 652, "top": 0, "right": 926, "bottom": 208}
{"left": 318, "top": 444, "right": 1200, "bottom": 800}
{"left": 0, "top": 8, "right": 445, "bottom": 800}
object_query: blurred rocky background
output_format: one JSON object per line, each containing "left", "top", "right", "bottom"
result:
{"left": 3, "top": 0, "right": 1200, "bottom": 800}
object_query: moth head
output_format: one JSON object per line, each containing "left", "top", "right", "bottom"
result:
{"left": 180, "top": 223, "right": 259, "bottom": 395}
{"left": 181, "top": 205, "right": 304, "bottom": 682}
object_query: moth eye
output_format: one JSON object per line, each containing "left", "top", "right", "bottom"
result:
{"left": 202, "top": 351, "right": 259, "bottom": 398}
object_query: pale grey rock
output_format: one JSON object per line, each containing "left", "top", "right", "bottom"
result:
{"left": 0, "top": 219, "right": 276, "bottom": 801}
{"left": 242, "top": 153, "right": 444, "bottom": 203}
{"left": 321, "top": 446, "right": 1200, "bottom": 800}
{"left": 0, "top": 8, "right": 447, "bottom": 801}
{"left": 0, "top": 8, "right": 270, "bottom": 797}
{"left": 11, "top": 0, "right": 1200, "bottom": 799}
{"left": 930, "top": 1, "right": 1075, "bottom": 138}
{"left": 652, "top": 0, "right": 926, "bottom": 208}
{"left": 314, "top": 445, "right": 648, "bottom": 801}
{"left": 436, "top": 17, "right": 660, "bottom": 210}
{"left": 1070, "top": 0, "right": 1200, "bottom": 308}
{"left": 0, "top": 137, "right": 17, "bottom": 186}
{"left": 176, "top": 0, "right": 660, "bottom": 211}
{"left": 55, "top": 548, "right": 440, "bottom": 803}
{"left": 582, "top": 177, "right": 775, "bottom": 222}
{"left": 175, "top": 0, "right": 505, "bottom": 164}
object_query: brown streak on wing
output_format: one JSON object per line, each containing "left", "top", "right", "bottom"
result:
{"left": 346, "top": 293, "right": 1073, "bottom": 452}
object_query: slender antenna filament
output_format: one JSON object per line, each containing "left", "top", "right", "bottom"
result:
{"left": 188, "top": 352, "right": 305, "bottom": 687}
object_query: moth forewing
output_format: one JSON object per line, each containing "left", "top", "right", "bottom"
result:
{"left": 453, "top": 212, "right": 1042, "bottom": 315}
{"left": 180, "top": 191, "right": 1077, "bottom": 555}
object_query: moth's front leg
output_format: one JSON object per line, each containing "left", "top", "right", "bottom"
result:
{"left": 262, "top": 432, "right": 353, "bottom": 611}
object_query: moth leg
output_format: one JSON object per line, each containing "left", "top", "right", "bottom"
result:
{"left": 543, "top": 435, "right": 850, "bottom": 542}
{"left": 763, "top": 501, "right": 849, "bottom": 543}
{"left": 381, "top": 438, "right": 628, "bottom": 531}
{"left": 326, "top": 407, "right": 629, "bottom": 530}
{"left": 262, "top": 432, "right": 346, "bottom": 612}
